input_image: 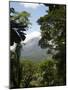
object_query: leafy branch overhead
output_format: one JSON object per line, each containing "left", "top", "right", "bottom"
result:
{"left": 10, "top": 8, "right": 31, "bottom": 46}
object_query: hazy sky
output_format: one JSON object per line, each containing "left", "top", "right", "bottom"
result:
{"left": 10, "top": 2, "right": 49, "bottom": 50}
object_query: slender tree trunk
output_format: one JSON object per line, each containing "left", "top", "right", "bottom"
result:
{"left": 15, "top": 43, "right": 22, "bottom": 88}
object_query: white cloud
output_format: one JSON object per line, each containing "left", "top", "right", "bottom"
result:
{"left": 10, "top": 31, "right": 41, "bottom": 50}
{"left": 23, "top": 31, "right": 41, "bottom": 43}
{"left": 20, "top": 3, "right": 40, "bottom": 9}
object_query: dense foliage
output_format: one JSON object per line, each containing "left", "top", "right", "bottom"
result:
{"left": 10, "top": 52, "right": 58, "bottom": 88}
{"left": 37, "top": 4, "right": 66, "bottom": 85}
{"left": 10, "top": 55, "right": 66, "bottom": 88}
{"left": 10, "top": 8, "right": 31, "bottom": 46}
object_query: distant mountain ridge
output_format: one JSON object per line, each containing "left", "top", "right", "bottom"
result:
{"left": 20, "top": 36, "right": 51, "bottom": 61}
